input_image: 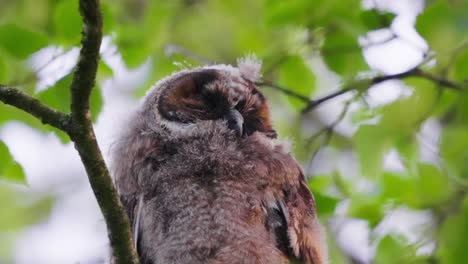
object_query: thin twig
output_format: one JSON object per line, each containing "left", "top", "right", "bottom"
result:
{"left": 413, "top": 69, "right": 465, "bottom": 90}
{"left": 0, "top": 84, "right": 70, "bottom": 131}
{"left": 444, "top": 41, "right": 468, "bottom": 74}
{"left": 301, "top": 66, "right": 465, "bottom": 114}
{"left": 305, "top": 98, "right": 354, "bottom": 175}
{"left": 301, "top": 88, "right": 353, "bottom": 113}
{"left": 165, "top": 42, "right": 466, "bottom": 116}
{"left": 256, "top": 81, "right": 311, "bottom": 102}
{"left": 263, "top": 65, "right": 423, "bottom": 114}
{"left": 164, "top": 44, "right": 214, "bottom": 65}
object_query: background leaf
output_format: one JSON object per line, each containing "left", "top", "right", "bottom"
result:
{"left": 0, "top": 24, "right": 48, "bottom": 59}
{"left": 0, "top": 141, "right": 26, "bottom": 184}
{"left": 353, "top": 124, "right": 391, "bottom": 178}
{"left": 277, "top": 55, "right": 316, "bottom": 110}
{"left": 437, "top": 197, "right": 468, "bottom": 264}
{"left": 53, "top": 0, "right": 82, "bottom": 44}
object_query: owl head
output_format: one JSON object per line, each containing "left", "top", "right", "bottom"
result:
{"left": 140, "top": 56, "right": 277, "bottom": 139}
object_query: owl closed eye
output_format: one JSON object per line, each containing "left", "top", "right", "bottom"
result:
{"left": 152, "top": 67, "right": 276, "bottom": 138}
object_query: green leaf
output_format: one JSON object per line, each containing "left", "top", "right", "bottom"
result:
{"left": 120, "top": 45, "right": 150, "bottom": 69}
{"left": 0, "top": 102, "right": 70, "bottom": 144}
{"left": 0, "top": 24, "right": 48, "bottom": 59}
{"left": 381, "top": 172, "right": 418, "bottom": 206}
{"left": 98, "top": 60, "right": 113, "bottom": 80}
{"left": 416, "top": 163, "right": 450, "bottom": 207}
{"left": 307, "top": 174, "right": 333, "bottom": 192}
{"left": 375, "top": 235, "right": 424, "bottom": 264}
{"left": 0, "top": 141, "right": 26, "bottom": 184}
{"left": 273, "top": 116, "right": 312, "bottom": 162}
{"left": 375, "top": 235, "right": 405, "bottom": 264}
{"left": 0, "top": 55, "right": 7, "bottom": 81}
{"left": 34, "top": 74, "right": 102, "bottom": 143}
{"left": 437, "top": 197, "right": 468, "bottom": 264}
{"left": 360, "top": 9, "right": 395, "bottom": 30}
{"left": 307, "top": 172, "right": 341, "bottom": 216}
{"left": 353, "top": 125, "right": 391, "bottom": 178}
{"left": 117, "top": 1, "right": 175, "bottom": 67}
{"left": 331, "top": 170, "right": 352, "bottom": 197}
{"left": 0, "top": 184, "right": 53, "bottom": 261}
{"left": 264, "top": 0, "right": 314, "bottom": 26}
{"left": 316, "top": 1, "right": 369, "bottom": 78}
{"left": 101, "top": 3, "right": 115, "bottom": 35}
{"left": 440, "top": 126, "right": 468, "bottom": 180}
{"left": 53, "top": 0, "right": 81, "bottom": 44}
{"left": 89, "top": 82, "right": 103, "bottom": 122}
{"left": 322, "top": 30, "right": 367, "bottom": 78}
{"left": 350, "top": 107, "right": 377, "bottom": 125}
{"left": 313, "top": 192, "right": 339, "bottom": 216}
{"left": 37, "top": 74, "right": 72, "bottom": 113}
{"left": 0, "top": 184, "right": 54, "bottom": 232}
{"left": 347, "top": 195, "right": 384, "bottom": 227}
{"left": 452, "top": 47, "right": 468, "bottom": 83}
{"left": 2, "top": 0, "right": 52, "bottom": 33}
{"left": 379, "top": 79, "right": 437, "bottom": 133}
{"left": 277, "top": 55, "right": 316, "bottom": 111}
{"left": 452, "top": 93, "right": 468, "bottom": 125}
{"left": 416, "top": 0, "right": 468, "bottom": 67}
{"left": 395, "top": 135, "right": 419, "bottom": 171}
{"left": 381, "top": 164, "right": 451, "bottom": 209}
{"left": 37, "top": 74, "right": 103, "bottom": 122}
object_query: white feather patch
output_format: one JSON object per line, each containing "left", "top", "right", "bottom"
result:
{"left": 237, "top": 54, "right": 262, "bottom": 82}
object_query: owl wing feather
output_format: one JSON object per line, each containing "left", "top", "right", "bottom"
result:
{"left": 113, "top": 116, "right": 162, "bottom": 254}
{"left": 268, "top": 167, "right": 327, "bottom": 264}
{"left": 119, "top": 193, "right": 141, "bottom": 247}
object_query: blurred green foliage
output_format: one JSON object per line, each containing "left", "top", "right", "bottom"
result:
{"left": 0, "top": 183, "right": 53, "bottom": 262}
{"left": 0, "top": 0, "right": 467, "bottom": 263}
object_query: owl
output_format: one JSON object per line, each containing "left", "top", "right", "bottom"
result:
{"left": 112, "top": 56, "right": 327, "bottom": 264}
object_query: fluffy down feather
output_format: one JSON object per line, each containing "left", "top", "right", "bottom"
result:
{"left": 112, "top": 59, "right": 327, "bottom": 264}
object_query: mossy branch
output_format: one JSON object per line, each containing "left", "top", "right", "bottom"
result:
{"left": 0, "top": 84, "right": 71, "bottom": 131}
{"left": 0, "top": 0, "right": 140, "bottom": 263}
{"left": 67, "top": 1, "right": 140, "bottom": 263}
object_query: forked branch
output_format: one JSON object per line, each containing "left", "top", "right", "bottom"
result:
{"left": 0, "top": 1, "right": 139, "bottom": 263}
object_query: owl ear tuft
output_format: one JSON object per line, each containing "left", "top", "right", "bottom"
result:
{"left": 237, "top": 54, "right": 262, "bottom": 82}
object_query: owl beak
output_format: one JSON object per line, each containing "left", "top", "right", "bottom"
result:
{"left": 225, "top": 109, "right": 244, "bottom": 137}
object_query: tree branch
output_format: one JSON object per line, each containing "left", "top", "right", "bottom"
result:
{"left": 70, "top": 0, "right": 103, "bottom": 124}
{"left": 304, "top": 97, "right": 354, "bottom": 175}
{"left": 164, "top": 42, "right": 466, "bottom": 116}
{"left": 165, "top": 44, "right": 214, "bottom": 65}
{"left": 301, "top": 88, "right": 352, "bottom": 113}
{"left": 299, "top": 67, "right": 465, "bottom": 113}
{"left": 68, "top": 1, "right": 139, "bottom": 263}
{"left": 0, "top": 1, "right": 139, "bottom": 263}
{"left": 256, "top": 81, "right": 312, "bottom": 102}
{"left": 0, "top": 84, "right": 70, "bottom": 132}
{"left": 413, "top": 68, "right": 465, "bottom": 90}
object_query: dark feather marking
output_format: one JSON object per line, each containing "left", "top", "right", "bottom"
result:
{"left": 265, "top": 201, "right": 294, "bottom": 257}
{"left": 133, "top": 195, "right": 144, "bottom": 248}
{"left": 158, "top": 70, "right": 219, "bottom": 123}
{"left": 119, "top": 194, "right": 138, "bottom": 231}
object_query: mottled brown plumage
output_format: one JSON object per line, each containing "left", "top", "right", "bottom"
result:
{"left": 112, "top": 58, "right": 327, "bottom": 264}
